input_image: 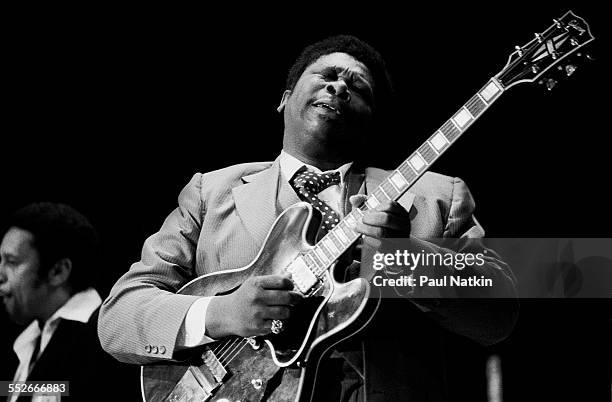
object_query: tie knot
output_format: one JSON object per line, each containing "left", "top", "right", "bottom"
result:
{"left": 291, "top": 169, "right": 341, "bottom": 194}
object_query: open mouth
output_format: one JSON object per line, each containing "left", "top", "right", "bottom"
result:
{"left": 313, "top": 102, "right": 341, "bottom": 115}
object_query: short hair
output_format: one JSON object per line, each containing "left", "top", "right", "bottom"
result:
{"left": 4, "top": 202, "right": 100, "bottom": 293}
{"left": 285, "top": 34, "right": 394, "bottom": 117}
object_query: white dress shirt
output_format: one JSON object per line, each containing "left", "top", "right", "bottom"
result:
{"left": 176, "top": 151, "right": 353, "bottom": 349}
{"left": 10, "top": 288, "right": 102, "bottom": 402}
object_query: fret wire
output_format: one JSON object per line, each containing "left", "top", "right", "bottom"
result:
{"left": 417, "top": 142, "right": 437, "bottom": 164}
{"left": 466, "top": 95, "right": 486, "bottom": 117}
{"left": 476, "top": 92, "right": 487, "bottom": 105}
{"left": 381, "top": 179, "right": 400, "bottom": 199}
{"left": 331, "top": 226, "right": 350, "bottom": 246}
{"left": 322, "top": 237, "right": 339, "bottom": 255}
{"left": 318, "top": 242, "right": 333, "bottom": 259}
{"left": 449, "top": 117, "right": 462, "bottom": 132}
{"left": 398, "top": 162, "right": 417, "bottom": 183}
{"left": 302, "top": 253, "right": 315, "bottom": 269}
{"left": 377, "top": 187, "right": 391, "bottom": 202}
{"left": 440, "top": 120, "right": 461, "bottom": 142}
{"left": 352, "top": 208, "right": 365, "bottom": 218}
{"left": 365, "top": 194, "right": 382, "bottom": 210}
{"left": 328, "top": 231, "right": 345, "bottom": 250}
{"left": 339, "top": 222, "right": 358, "bottom": 240}
{"left": 314, "top": 246, "right": 330, "bottom": 264}
{"left": 308, "top": 249, "right": 323, "bottom": 268}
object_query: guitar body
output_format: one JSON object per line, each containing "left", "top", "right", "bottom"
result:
{"left": 141, "top": 12, "right": 595, "bottom": 399}
{"left": 141, "top": 202, "right": 380, "bottom": 402}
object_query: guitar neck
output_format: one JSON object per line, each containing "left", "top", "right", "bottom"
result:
{"left": 302, "top": 78, "right": 505, "bottom": 277}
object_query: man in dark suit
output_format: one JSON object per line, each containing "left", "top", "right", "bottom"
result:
{"left": 98, "top": 35, "right": 518, "bottom": 401}
{"left": 0, "top": 202, "right": 139, "bottom": 401}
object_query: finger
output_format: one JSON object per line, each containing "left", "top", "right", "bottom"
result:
{"left": 362, "top": 235, "right": 382, "bottom": 250}
{"left": 375, "top": 200, "right": 409, "bottom": 214}
{"left": 349, "top": 194, "right": 368, "bottom": 208}
{"left": 354, "top": 222, "right": 385, "bottom": 239}
{"left": 361, "top": 211, "right": 410, "bottom": 231}
{"left": 263, "top": 306, "right": 291, "bottom": 320}
{"left": 257, "top": 274, "right": 294, "bottom": 290}
{"left": 260, "top": 289, "right": 303, "bottom": 305}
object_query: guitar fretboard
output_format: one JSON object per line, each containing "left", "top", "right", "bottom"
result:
{"left": 302, "top": 78, "right": 505, "bottom": 277}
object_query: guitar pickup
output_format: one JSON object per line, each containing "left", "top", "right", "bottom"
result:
{"left": 286, "top": 257, "right": 319, "bottom": 294}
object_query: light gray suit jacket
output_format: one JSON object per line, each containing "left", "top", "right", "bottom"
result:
{"left": 98, "top": 157, "right": 517, "bottom": 377}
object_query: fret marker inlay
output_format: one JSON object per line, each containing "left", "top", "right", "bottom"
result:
{"left": 430, "top": 131, "right": 449, "bottom": 151}
{"left": 409, "top": 154, "right": 426, "bottom": 171}
{"left": 452, "top": 108, "right": 473, "bottom": 128}
{"left": 390, "top": 171, "right": 409, "bottom": 190}
{"left": 366, "top": 197, "right": 380, "bottom": 209}
{"left": 480, "top": 81, "right": 501, "bottom": 102}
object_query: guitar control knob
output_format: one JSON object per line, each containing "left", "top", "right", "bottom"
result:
{"left": 251, "top": 379, "right": 263, "bottom": 390}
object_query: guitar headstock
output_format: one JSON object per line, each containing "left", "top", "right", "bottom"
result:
{"left": 496, "top": 11, "right": 595, "bottom": 91}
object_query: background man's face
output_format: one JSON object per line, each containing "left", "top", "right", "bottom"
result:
{"left": 0, "top": 227, "right": 46, "bottom": 325}
{"left": 282, "top": 52, "right": 375, "bottom": 156}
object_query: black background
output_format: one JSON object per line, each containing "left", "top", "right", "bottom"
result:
{"left": 1, "top": 4, "right": 610, "bottom": 401}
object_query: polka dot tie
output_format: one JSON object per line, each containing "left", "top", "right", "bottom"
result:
{"left": 290, "top": 168, "right": 342, "bottom": 235}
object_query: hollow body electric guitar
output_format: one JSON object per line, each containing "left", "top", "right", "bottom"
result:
{"left": 141, "top": 11, "right": 594, "bottom": 402}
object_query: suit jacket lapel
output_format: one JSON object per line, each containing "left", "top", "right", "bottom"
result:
{"left": 231, "top": 157, "right": 292, "bottom": 246}
{"left": 276, "top": 171, "right": 302, "bottom": 212}
{"left": 231, "top": 161, "right": 416, "bottom": 246}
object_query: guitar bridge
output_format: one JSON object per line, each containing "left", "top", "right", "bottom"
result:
{"left": 203, "top": 349, "right": 227, "bottom": 383}
{"left": 165, "top": 349, "right": 227, "bottom": 401}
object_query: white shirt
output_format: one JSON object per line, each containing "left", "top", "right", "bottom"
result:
{"left": 10, "top": 288, "right": 102, "bottom": 402}
{"left": 176, "top": 151, "right": 353, "bottom": 349}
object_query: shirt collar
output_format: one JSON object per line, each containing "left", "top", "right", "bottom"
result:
{"left": 12, "top": 288, "right": 101, "bottom": 362}
{"left": 279, "top": 150, "right": 353, "bottom": 185}
{"left": 48, "top": 287, "right": 102, "bottom": 324}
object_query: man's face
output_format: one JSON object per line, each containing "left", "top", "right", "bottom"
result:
{"left": 0, "top": 227, "right": 47, "bottom": 325}
{"left": 281, "top": 52, "right": 375, "bottom": 159}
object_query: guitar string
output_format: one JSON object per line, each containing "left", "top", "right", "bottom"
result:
{"left": 218, "top": 339, "right": 245, "bottom": 363}
{"left": 213, "top": 337, "right": 238, "bottom": 358}
{"left": 221, "top": 341, "right": 250, "bottom": 366}
{"left": 211, "top": 337, "right": 238, "bottom": 357}
{"left": 210, "top": 338, "right": 230, "bottom": 354}
{"left": 216, "top": 337, "right": 242, "bottom": 361}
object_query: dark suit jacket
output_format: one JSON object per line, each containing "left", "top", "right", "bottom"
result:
{"left": 7, "top": 308, "right": 141, "bottom": 402}
{"left": 98, "top": 157, "right": 518, "bottom": 401}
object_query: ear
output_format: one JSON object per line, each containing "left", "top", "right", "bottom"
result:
{"left": 47, "top": 258, "right": 72, "bottom": 287}
{"left": 277, "top": 90, "right": 292, "bottom": 113}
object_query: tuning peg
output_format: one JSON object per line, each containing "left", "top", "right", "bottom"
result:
{"left": 539, "top": 78, "right": 557, "bottom": 91}
{"left": 577, "top": 52, "right": 595, "bottom": 61}
{"left": 565, "top": 64, "right": 577, "bottom": 76}
{"left": 531, "top": 65, "right": 540, "bottom": 74}
{"left": 515, "top": 46, "right": 523, "bottom": 56}
{"left": 553, "top": 19, "right": 564, "bottom": 29}
{"left": 535, "top": 33, "right": 543, "bottom": 43}
{"left": 570, "top": 38, "right": 580, "bottom": 46}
